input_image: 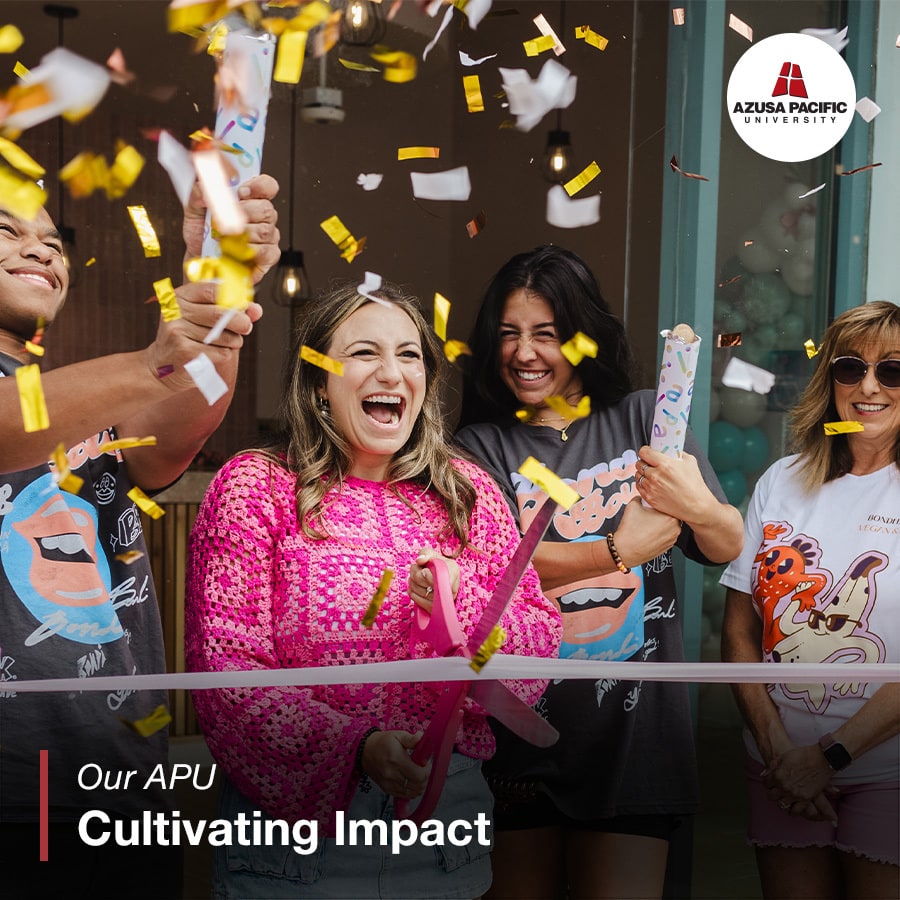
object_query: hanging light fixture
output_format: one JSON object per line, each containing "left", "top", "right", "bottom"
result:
{"left": 338, "top": 0, "right": 386, "bottom": 48}
{"left": 542, "top": 114, "right": 573, "bottom": 184}
{"left": 45, "top": 3, "right": 80, "bottom": 285}
{"left": 540, "top": 1, "right": 573, "bottom": 185}
{"left": 272, "top": 84, "right": 311, "bottom": 315}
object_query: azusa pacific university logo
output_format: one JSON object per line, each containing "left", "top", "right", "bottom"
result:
{"left": 727, "top": 33, "right": 856, "bottom": 162}
{"left": 772, "top": 62, "right": 808, "bottom": 98}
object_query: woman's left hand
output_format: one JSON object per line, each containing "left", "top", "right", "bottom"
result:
{"left": 763, "top": 745, "right": 838, "bottom": 823}
{"left": 634, "top": 447, "right": 715, "bottom": 522}
{"left": 408, "top": 548, "right": 460, "bottom": 613}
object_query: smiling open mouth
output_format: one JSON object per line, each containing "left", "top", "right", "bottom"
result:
{"left": 515, "top": 369, "right": 549, "bottom": 382}
{"left": 362, "top": 394, "right": 404, "bottom": 425}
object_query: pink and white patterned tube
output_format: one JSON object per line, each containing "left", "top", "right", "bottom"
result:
{"left": 650, "top": 325, "right": 702, "bottom": 458}
{"left": 200, "top": 23, "right": 276, "bottom": 258}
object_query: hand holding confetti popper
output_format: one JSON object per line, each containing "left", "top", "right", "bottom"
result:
{"left": 650, "top": 324, "right": 701, "bottom": 459}
{"left": 200, "top": 19, "right": 276, "bottom": 259}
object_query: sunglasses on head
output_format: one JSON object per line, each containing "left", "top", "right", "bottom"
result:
{"left": 831, "top": 356, "right": 900, "bottom": 389}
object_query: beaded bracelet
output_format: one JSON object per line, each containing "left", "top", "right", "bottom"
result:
{"left": 355, "top": 726, "right": 380, "bottom": 775}
{"left": 606, "top": 531, "right": 631, "bottom": 574}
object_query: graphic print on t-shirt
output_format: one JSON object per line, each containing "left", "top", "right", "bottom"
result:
{"left": 0, "top": 472, "right": 122, "bottom": 645}
{"left": 752, "top": 520, "right": 887, "bottom": 713}
{"left": 512, "top": 458, "right": 649, "bottom": 661}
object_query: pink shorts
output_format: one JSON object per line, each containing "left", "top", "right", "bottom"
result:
{"left": 745, "top": 756, "right": 899, "bottom": 867}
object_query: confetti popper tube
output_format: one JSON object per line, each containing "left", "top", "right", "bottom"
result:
{"left": 650, "top": 326, "right": 702, "bottom": 459}
{"left": 201, "top": 22, "right": 276, "bottom": 258}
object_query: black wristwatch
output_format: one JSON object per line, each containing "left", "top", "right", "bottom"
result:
{"left": 818, "top": 732, "right": 852, "bottom": 771}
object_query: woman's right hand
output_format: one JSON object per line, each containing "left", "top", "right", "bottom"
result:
{"left": 612, "top": 497, "right": 682, "bottom": 569}
{"left": 360, "top": 729, "right": 432, "bottom": 799}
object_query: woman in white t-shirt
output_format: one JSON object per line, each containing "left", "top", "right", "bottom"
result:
{"left": 721, "top": 301, "right": 900, "bottom": 899}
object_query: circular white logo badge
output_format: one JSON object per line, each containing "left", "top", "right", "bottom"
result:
{"left": 727, "top": 33, "right": 856, "bottom": 162}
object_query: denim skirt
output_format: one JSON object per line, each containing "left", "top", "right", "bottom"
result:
{"left": 212, "top": 753, "right": 494, "bottom": 899}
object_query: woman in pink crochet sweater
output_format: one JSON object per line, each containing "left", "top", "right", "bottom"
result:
{"left": 186, "top": 283, "right": 561, "bottom": 898}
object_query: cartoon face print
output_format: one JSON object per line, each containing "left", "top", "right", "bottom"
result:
{"left": 1, "top": 474, "right": 122, "bottom": 645}
{"left": 753, "top": 523, "right": 828, "bottom": 654}
{"left": 773, "top": 552, "right": 887, "bottom": 712}
{"left": 557, "top": 538, "right": 645, "bottom": 662}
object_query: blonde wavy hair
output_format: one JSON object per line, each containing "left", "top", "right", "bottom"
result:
{"left": 258, "top": 282, "right": 476, "bottom": 546}
{"left": 789, "top": 300, "right": 900, "bottom": 489}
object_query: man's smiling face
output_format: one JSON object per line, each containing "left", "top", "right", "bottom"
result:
{"left": 0, "top": 207, "right": 69, "bottom": 353}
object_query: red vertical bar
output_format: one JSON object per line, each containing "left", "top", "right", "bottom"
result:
{"left": 39, "top": 749, "right": 49, "bottom": 861}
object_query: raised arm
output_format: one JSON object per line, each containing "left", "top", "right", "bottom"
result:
{"left": 0, "top": 176, "right": 279, "bottom": 488}
{"left": 118, "top": 174, "right": 280, "bottom": 490}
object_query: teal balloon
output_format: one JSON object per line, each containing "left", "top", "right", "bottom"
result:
{"left": 742, "top": 426, "right": 770, "bottom": 473}
{"left": 742, "top": 272, "right": 791, "bottom": 322}
{"left": 779, "top": 311, "right": 806, "bottom": 345}
{"left": 709, "top": 421, "right": 744, "bottom": 471}
{"left": 717, "top": 468, "right": 748, "bottom": 506}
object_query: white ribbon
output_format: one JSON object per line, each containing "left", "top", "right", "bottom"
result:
{"left": 7, "top": 656, "right": 899, "bottom": 693}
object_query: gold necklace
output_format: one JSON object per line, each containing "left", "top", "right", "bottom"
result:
{"left": 531, "top": 415, "right": 572, "bottom": 442}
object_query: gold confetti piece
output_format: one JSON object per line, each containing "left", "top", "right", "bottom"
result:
{"left": 370, "top": 46, "right": 417, "bottom": 83}
{"left": 50, "top": 443, "right": 84, "bottom": 494}
{"left": 672, "top": 8, "right": 685, "bottom": 25}
{"left": 837, "top": 162, "right": 883, "bottom": 177}
{"left": 106, "top": 143, "right": 145, "bottom": 199}
{"left": 0, "top": 137, "right": 44, "bottom": 179}
{"left": 153, "top": 277, "right": 181, "bottom": 322}
{"left": 804, "top": 339, "right": 819, "bottom": 359}
{"left": 126, "top": 205, "right": 161, "bottom": 258}
{"left": 339, "top": 58, "right": 380, "bottom": 72}
{"left": 434, "top": 293, "right": 451, "bottom": 342}
{"left": 524, "top": 34, "right": 556, "bottom": 57}
{"left": 544, "top": 394, "right": 591, "bottom": 422}
{"left": 717, "top": 332, "right": 743, "bottom": 348}
{"left": 463, "top": 75, "right": 484, "bottom": 113}
{"left": 167, "top": 1, "right": 226, "bottom": 35}
{"left": 85, "top": 257, "right": 96, "bottom": 267}
{"left": 24, "top": 340, "right": 44, "bottom": 357}
{"left": 0, "top": 164, "right": 47, "bottom": 220}
{"left": 0, "top": 24, "right": 24, "bottom": 53}
{"left": 563, "top": 161, "right": 601, "bottom": 197}
{"left": 13, "top": 60, "right": 28, "bottom": 77}
{"left": 466, "top": 210, "right": 487, "bottom": 238}
{"left": 115, "top": 550, "right": 145, "bottom": 565}
{"left": 560, "top": 331, "right": 598, "bottom": 366}
{"left": 122, "top": 705, "right": 172, "bottom": 738}
{"left": 444, "top": 340, "right": 472, "bottom": 363}
{"left": 300, "top": 345, "right": 344, "bottom": 376}
{"left": 361, "top": 569, "right": 394, "bottom": 629}
{"left": 728, "top": 13, "right": 753, "bottom": 42}
{"left": 470, "top": 624, "right": 507, "bottom": 673}
{"left": 518, "top": 456, "right": 580, "bottom": 509}
{"left": 98, "top": 435, "right": 157, "bottom": 453}
{"left": 15, "top": 364, "right": 49, "bottom": 432}
{"left": 128, "top": 486, "right": 165, "bottom": 519}
{"left": 398, "top": 146, "right": 440, "bottom": 160}
{"left": 320, "top": 214, "right": 365, "bottom": 263}
{"left": 574, "top": 25, "right": 609, "bottom": 51}
{"left": 59, "top": 151, "right": 105, "bottom": 198}
{"left": 824, "top": 421, "right": 864, "bottom": 435}
{"left": 718, "top": 275, "right": 743, "bottom": 289}
{"left": 669, "top": 154, "right": 709, "bottom": 182}
{"left": 515, "top": 406, "right": 540, "bottom": 423}
{"left": 273, "top": 27, "right": 308, "bottom": 84}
